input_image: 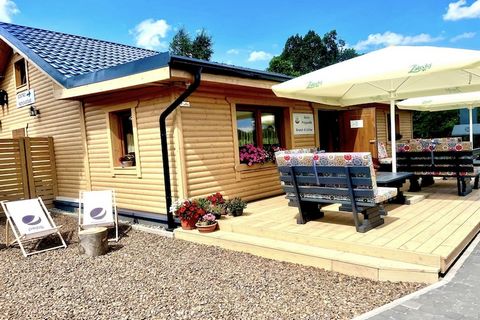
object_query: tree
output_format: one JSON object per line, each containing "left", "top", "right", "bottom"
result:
{"left": 169, "top": 27, "right": 213, "bottom": 61}
{"left": 191, "top": 29, "right": 213, "bottom": 60}
{"left": 413, "top": 110, "right": 459, "bottom": 138}
{"left": 267, "top": 30, "right": 358, "bottom": 76}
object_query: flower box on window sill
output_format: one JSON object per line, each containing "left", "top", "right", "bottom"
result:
{"left": 235, "top": 161, "right": 276, "bottom": 172}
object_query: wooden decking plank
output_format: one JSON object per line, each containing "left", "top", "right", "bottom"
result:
{"left": 400, "top": 195, "right": 480, "bottom": 251}
{"left": 384, "top": 193, "right": 478, "bottom": 250}
{"left": 362, "top": 198, "right": 456, "bottom": 246}
{"left": 416, "top": 205, "right": 480, "bottom": 255}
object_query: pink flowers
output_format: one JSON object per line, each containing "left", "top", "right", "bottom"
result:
{"left": 239, "top": 144, "right": 268, "bottom": 166}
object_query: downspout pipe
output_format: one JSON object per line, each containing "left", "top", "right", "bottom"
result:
{"left": 160, "top": 67, "right": 202, "bottom": 231}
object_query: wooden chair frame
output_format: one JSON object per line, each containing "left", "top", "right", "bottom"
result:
{"left": 78, "top": 190, "right": 119, "bottom": 242}
{"left": 0, "top": 197, "right": 67, "bottom": 257}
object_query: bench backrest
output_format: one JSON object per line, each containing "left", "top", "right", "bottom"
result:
{"left": 275, "top": 151, "right": 378, "bottom": 207}
{"left": 396, "top": 139, "right": 476, "bottom": 175}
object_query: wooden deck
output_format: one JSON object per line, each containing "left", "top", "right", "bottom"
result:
{"left": 175, "top": 179, "right": 480, "bottom": 283}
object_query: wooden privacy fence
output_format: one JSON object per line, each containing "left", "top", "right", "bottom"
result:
{"left": 0, "top": 137, "right": 57, "bottom": 210}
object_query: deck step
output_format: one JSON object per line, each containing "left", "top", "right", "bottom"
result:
{"left": 175, "top": 228, "right": 439, "bottom": 283}
{"left": 404, "top": 192, "right": 428, "bottom": 205}
{"left": 219, "top": 218, "right": 441, "bottom": 269}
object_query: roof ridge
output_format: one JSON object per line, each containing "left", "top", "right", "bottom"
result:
{"left": 0, "top": 21, "right": 158, "bottom": 55}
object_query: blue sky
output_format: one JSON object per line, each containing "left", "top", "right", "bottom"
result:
{"left": 2, "top": 0, "right": 480, "bottom": 70}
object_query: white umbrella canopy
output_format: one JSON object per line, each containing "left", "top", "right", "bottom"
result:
{"left": 272, "top": 46, "right": 480, "bottom": 172}
{"left": 397, "top": 91, "right": 480, "bottom": 143}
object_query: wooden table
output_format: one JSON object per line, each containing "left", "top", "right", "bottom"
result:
{"left": 375, "top": 171, "right": 413, "bottom": 204}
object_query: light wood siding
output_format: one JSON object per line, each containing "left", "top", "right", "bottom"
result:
{"left": 376, "top": 109, "right": 413, "bottom": 155}
{"left": 182, "top": 91, "right": 305, "bottom": 202}
{"left": 0, "top": 54, "right": 86, "bottom": 198}
{"left": 83, "top": 93, "right": 177, "bottom": 213}
{"left": 292, "top": 106, "right": 316, "bottom": 148}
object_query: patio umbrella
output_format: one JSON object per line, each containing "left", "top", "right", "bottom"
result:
{"left": 397, "top": 91, "right": 480, "bottom": 143}
{"left": 272, "top": 46, "right": 480, "bottom": 172}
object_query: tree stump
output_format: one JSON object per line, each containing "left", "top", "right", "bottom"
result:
{"left": 78, "top": 227, "right": 109, "bottom": 257}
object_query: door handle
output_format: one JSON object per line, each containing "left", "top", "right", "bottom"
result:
{"left": 369, "top": 140, "right": 376, "bottom": 144}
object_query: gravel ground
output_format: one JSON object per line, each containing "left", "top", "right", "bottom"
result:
{"left": 0, "top": 214, "right": 426, "bottom": 320}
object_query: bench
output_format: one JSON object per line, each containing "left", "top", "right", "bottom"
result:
{"left": 275, "top": 151, "right": 397, "bottom": 233}
{"left": 396, "top": 138, "right": 480, "bottom": 196}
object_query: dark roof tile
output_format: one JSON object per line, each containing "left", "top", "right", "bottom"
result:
{"left": 0, "top": 22, "right": 158, "bottom": 78}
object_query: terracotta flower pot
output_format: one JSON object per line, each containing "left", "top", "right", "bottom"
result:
{"left": 195, "top": 222, "right": 218, "bottom": 233}
{"left": 180, "top": 219, "right": 196, "bottom": 230}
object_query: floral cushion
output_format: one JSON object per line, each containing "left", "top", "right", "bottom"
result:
{"left": 397, "top": 139, "right": 472, "bottom": 153}
{"left": 407, "top": 137, "right": 462, "bottom": 144}
{"left": 374, "top": 187, "right": 398, "bottom": 203}
{"left": 411, "top": 167, "right": 480, "bottom": 177}
{"left": 286, "top": 186, "right": 396, "bottom": 205}
{"left": 377, "top": 141, "right": 389, "bottom": 159}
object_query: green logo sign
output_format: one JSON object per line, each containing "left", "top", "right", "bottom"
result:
{"left": 408, "top": 63, "right": 432, "bottom": 74}
{"left": 306, "top": 81, "right": 322, "bottom": 89}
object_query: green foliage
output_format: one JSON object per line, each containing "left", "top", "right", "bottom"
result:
{"left": 169, "top": 27, "right": 213, "bottom": 60}
{"left": 412, "top": 110, "right": 459, "bottom": 138}
{"left": 191, "top": 29, "right": 213, "bottom": 60}
{"left": 267, "top": 30, "right": 358, "bottom": 76}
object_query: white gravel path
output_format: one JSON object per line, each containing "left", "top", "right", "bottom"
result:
{"left": 0, "top": 214, "right": 425, "bottom": 319}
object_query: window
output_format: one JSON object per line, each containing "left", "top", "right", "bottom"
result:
{"left": 236, "top": 105, "right": 284, "bottom": 166}
{"left": 14, "top": 58, "right": 27, "bottom": 88}
{"left": 387, "top": 113, "right": 402, "bottom": 141}
{"left": 109, "top": 109, "right": 135, "bottom": 167}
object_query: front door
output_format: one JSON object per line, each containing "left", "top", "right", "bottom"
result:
{"left": 339, "top": 107, "right": 377, "bottom": 157}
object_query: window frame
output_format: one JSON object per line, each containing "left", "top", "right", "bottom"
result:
{"left": 13, "top": 57, "right": 28, "bottom": 90}
{"left": 234, "top": 104, "right": 287, "bottom": 173}
{"left": 104, "top": 101, "right": 141, "bottom": 177}
{"left": 236, "top": 105, "right": 285, "bottom": 149}
{"left": 387, "top": 113, "right": 402, "bottom": 141}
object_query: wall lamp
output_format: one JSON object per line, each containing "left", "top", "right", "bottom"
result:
{"left": 29, "top": 105, "right": 40, "bottom": 117}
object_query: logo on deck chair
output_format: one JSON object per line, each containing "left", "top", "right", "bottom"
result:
{"left": 22, "top": 215, "right": 42, "bottom": 226}
{"left": 90, "top": 207, "right": 107, "bottom": 220}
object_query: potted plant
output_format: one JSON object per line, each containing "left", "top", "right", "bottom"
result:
{"left": 170, "top": 199, "right": 205, "bottom": 230}
{"left": 119, "top": 153, "right": 135, "bottom": 167}
{"left": 226, "top": 197, "right": 247, "bottom": 216}
{"left": 195, "top": 213, "right": 218, "bottom": 233}
{"left": 206, "top": 192, "right": 227, "bottom": 215}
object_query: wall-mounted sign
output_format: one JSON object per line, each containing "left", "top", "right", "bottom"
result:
{"left": 293, "top": 113, "right": 314, "bottom": 135}
{"left": 16, "top": 89, "right": 35, "bottom": 108}
{"left": 350, "top": 119, "right": 364, "bottom": 128}
{"left": 180, "top": 101, "right": 191, "bottom": 108}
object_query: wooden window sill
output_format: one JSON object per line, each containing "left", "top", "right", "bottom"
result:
{"left": 112, "top": 166, "right": 139, "bottom": 176}
{"left": 235, "top": 162, "right": 276, "bottom": 172}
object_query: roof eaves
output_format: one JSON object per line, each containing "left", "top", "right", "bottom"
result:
{"left": 64, "top": 52, "right": 171, "bottom": 88}
{"left": 0, "top": 25, "right": 69, "bottom": 87}
{"left": 169, "top": 55, "right": 292, "bottom": 83}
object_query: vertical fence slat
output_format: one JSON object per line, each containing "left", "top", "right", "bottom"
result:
{"left": 0, "top": 137, "right": 57, "bottom": 211}
{"left": 18, "top": 137, "right": 30, "bottom": 199}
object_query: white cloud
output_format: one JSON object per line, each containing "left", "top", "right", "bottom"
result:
{"left": 227, "top": 49, "right": 239, "bottom": 55}
{"left": 131, "top": 19, "right": 171, "bottom": 50}
{"left": 247, "top": 50, "right": 273, "bottom": 62}
{"left": 443, "top": 0, "right": 480, "bottom": 21}
{"left": 353, "top": 31, "right": 443, "bottom": 51}
{"left": 450, "top": 31, "right": 476, "bottom": 42}
{"left": 0, "top": 0, "right": 19, "bottom": 23}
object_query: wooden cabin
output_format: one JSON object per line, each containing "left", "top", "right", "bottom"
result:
{"left": 0, "top": 22, "right": 413, "bottom": 226}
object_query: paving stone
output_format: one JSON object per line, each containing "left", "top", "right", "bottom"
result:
{"left": 365, "top": 239, "right": 480, "bottom": 320}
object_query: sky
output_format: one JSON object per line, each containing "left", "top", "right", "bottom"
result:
{"left": 1, "top": 0, "right": 480, "bottom": 70}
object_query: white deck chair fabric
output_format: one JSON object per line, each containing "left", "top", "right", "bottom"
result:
{"left": 0, "top": 198, "right": 67, "bottom": 257}
{"left": 79, "top": 190, "right": 119, "bottom": 242}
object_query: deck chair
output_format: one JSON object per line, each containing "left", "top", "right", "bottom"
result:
{"left": 78, "top": 190, "right": 119, "bottom": 242}
{"left": 0, "top": 198, "right": 67, "bottom": 257}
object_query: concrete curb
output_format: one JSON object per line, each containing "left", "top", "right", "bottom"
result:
{"left": 131, "top": 224, "right": 173, "bottom": 238}
{"left": 353, "top": 232, "right": 480, "bottom": 320}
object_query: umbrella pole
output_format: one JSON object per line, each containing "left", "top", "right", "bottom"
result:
{"left": 390, "top": 98, "right": 397, "bottom": 173}
{"left": 469, "top": 107, "right": 473, "bottom": 144}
